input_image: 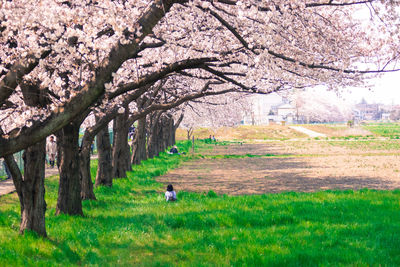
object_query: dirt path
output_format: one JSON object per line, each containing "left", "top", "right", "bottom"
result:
{"left": 289, "top": 126, "right": 326, "bottom": 137}
{"left": 158, "top": 142, "right": 400, "bottom": 195}
{"left": 0, "top": 167, "right": 60, "bottom": 197}
{"left": 0, "top": 155, "right": 98, "bottom": 197}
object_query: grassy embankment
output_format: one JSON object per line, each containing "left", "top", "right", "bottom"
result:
{"left": 0, "top": 138, "right": 400, "bottom": 265}
{"left": 363, "top": 123, "right": 400, "bottom": 139}
{"left": 322, "top": 123, "right": 400, "bottom": 150}
{"left": 176, "top": 125, "right": 307, "bottom": 141}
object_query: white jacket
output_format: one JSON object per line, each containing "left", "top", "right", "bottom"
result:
{"left": 46, "top": 141, "right": 57, "bottom": 155}
{"left": 165, "top": 191, "right": 177, "bottom": 201}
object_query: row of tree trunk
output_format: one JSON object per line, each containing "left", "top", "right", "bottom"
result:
{"left": 5, "top": 110, "right": 180, "bottom": 237}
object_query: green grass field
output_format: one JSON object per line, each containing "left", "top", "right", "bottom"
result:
{"left": 363, "top": 123, "right": 400, "bottom": 139}
{"left": 1, "top": 139, "right": 400, "bottom": 266}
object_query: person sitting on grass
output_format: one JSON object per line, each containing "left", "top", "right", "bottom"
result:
{"left": 165, "top": 184, "right": 177, "bottom": 202}
{"left": 169, "top": 145, "right": 179, "bottom": 154}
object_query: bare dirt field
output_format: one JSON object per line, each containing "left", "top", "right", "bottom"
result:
{"left": 158, "top": 141, "right": 400, "bottom": 195}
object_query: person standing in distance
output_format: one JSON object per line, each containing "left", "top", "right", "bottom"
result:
{"left": 46, "top": 136, "right": 57, "bottom": 168}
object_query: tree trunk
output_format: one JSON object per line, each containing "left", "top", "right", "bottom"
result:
{"left": 187, "top": 128, "right": 193, "bottom": 140}
{"left": 160, "top": 115, "right": 170, "bottom": 152}
{"left": 112, "top": 109, "right": 131, "bottom": 178}
{"left": 168, "top": 116, "right": 175, "bottom": 147}
{"left": 20, "top": 141, "right": 47, "bottom": 235}
{"left": 4, "top": 141, "right": 47, "bottom": 236}
{"left": 147, "top": 111, "right": 164, "bottom": 158}
{"left": 173, "top": 113, "right": 184, "bottom": 146}
{"left": 79, "top": 143, "right": 96, "bottom": 200}
{"left": 1, "top": 80, "right": 48, "bottom": 236}
{"left": 147, "top": 114, "right": 160, "bottom": 159}
{"left": 171, "top": 127, "right": 176, "bottom": 146}
{"left": 55, "top": 122, "right": 83, "bottom": 216}
{"left": 131, "top": 116, "right": 147, "bottom": 165}
{"left": 95, "top": 125, "right": 113, "bottom": 187}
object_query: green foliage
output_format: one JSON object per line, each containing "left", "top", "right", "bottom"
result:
{"left": 324, "top": 135, "right": 374, "bottom": 141}
{"left": 1, "top": 140, "right": 400, "bottom": 265}
{"left": 363, "top": 123, "right": 400, "bottom": 139}
{"left": 206, "top": 190, "right": 218, "bottom": 198}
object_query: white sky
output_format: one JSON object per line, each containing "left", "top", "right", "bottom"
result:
{"left": 262, "top": 71, "right": 400, "bottom": 107}
{"left": 257, "top": 4, "right": 400, "bottom": 106}
{"left": 340, "top": 72, "right": 400, "bottom": 105}
{"left": 340, "top": 4, "right": 400, "bottom": 105}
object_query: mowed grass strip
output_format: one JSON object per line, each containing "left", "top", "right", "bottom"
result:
{"left": 1, "top": 141, "right": 400, "bottom": 265}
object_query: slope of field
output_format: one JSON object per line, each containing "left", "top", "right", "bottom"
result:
{"left": 176, "top": 125, "right": 307, "bottom": 141}
{"left": 299, "top": 124, "right": 372, "bottom": 137}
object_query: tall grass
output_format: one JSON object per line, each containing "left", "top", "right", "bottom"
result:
{"left": 1, "top": 140, "right": 400, "bottom": 266}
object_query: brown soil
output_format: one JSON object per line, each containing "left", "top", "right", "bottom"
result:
{"left": 157, "top": 142, "right": 400, "bottom": 195}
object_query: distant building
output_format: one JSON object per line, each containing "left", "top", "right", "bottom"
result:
{"left": 389, "top": 105, "right": 400, "bottom": 121}
{"left": 241, "top": 94, "right": 296, "bottom": 125}
{"left": 267, "top": 103, "right": 296, "bottom": 124}
{"left": 381, "top": 113, "right": 391, "bottom": 121}
{"left": 353, "top": 98, "right": 383, "bottom": 121}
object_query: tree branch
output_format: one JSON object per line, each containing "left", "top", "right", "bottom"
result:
{"left": 108, "top": 57, "right": 218, "bottom": 99}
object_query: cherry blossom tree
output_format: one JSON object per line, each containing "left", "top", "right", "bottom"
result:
{"left": 293, "top": 89, "right": 353, "bottom": 123}
{"left": 180, "top": 92, "right": 252, "bottom": 138}
{"left": 1, "top": 0, "right": 399, "bottom": 156}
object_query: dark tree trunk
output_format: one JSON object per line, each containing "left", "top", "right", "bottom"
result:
{"left": 147, "top": 116, "right": 159, "bottom": 158}
{"left": 131, "top": 116, "right": 147, "bottom": 165}
{"left": 160, "top": 115, "right": 169, "bottom": 152}
{"left": 1, "top": 79, "right": 49, "bottom": 236}
{"left": 147, "top": 111, "right": 164, "bottom": 158}
{"left": 187, "top": 128, "right": 193, "bottom": 140}
{"left": 112, "top": 108, "right": 131, "bottom": 178}
{"left": 171, "top": 128, "right": 176, "bottom": 146}
{"left": 55, "top": 122, "right": 83, "bottom": 216}
{"left": 79, "top": 143, "right": 96, "bottom": 200}
{"left": 172, "top": 113, "right": 184, "bottom": 146}
{"left": 168, "top": 116, "right": 175, "bottom": 147}
{"left": 4, "top": 141, "right": 47, "bottom": 236}
{"left": 20, "top": 141, "right": 47, "bottom": 235}
{"left": 95, "top": 125, "right": 113, "bottom": 186}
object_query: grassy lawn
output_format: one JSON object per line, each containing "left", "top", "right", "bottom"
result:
{"left": 363, "top": 123, "right": 400, "bottom": 139}
{"left": 1, "top": 140, "right": 400, "bottom": 265}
